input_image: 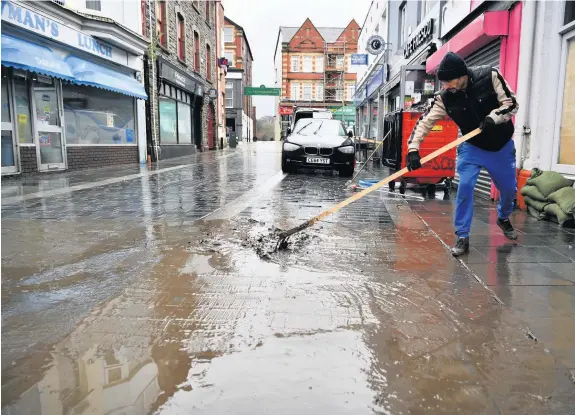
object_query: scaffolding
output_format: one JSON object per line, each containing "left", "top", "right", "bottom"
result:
{"left": 323, "top": 39, "right": 348, "bottom": 109}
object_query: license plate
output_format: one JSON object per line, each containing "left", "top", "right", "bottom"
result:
{"left": 306, "top": 157, "right": 330, "bottom": 164}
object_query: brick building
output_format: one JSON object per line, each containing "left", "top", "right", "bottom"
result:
{"left": 223, "top": 17, "right": 254, "bottom": 142}
{"left": 273, "top": 19, "right": 360, "bottom": 140}
{"left": 142, "top": 0, "right": 219, "bottom": 160}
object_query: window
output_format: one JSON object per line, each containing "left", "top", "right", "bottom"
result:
{"left": 86, "top": 0, "right": 101, "bottom": 11}
{"left": 156, "top": 1, "right": 167, "bottom": 47}
{"left": 315, "top": 56, "right": 324, "bottom": 73}
{"left": 336, "top": 56, "right": 344, "bottom": 69}
{"left": 158, "top": 85, "right": 193, "bottom": 145}
{"left": 336, "top": 89, "right": 344, "bottom": 101}
{"left": 141, "top": 0, "right": 146, "bottom": 37}
{"left": 206, "top": 44, "right": 212, "bottom": 81}
{"left": 303, "top": 84, "right": 312, "bottom": 100}
{"left": 316, "top": 84, "right": 324, "bottom": 101}
{"left": 347, "top": 84, "right": 356, "bottom": 101}
{"left": 291, "top": 82, "right": 299, "bottom": 100}
{"left": 303, "top": 56, "right": 313, "bottom": 73}
{"left": 291, "top": 55, "right": 300, "bottom": 72}
{"left": 194, "top": 31, "right": 200, "bottom": 72}
{"left": 554, "top": 30, "right": 575, "bottom": 172}
{"left": 177, "top": 101, "right": 192, "bottom": 143}
{"left": 13, "top": 74, "right": 32, "bottom": 143}
{"left": 205, "top": 1, "right": 210, "bottom": 22}
{"left": 225, "top": 82, "right": 233, "bottom": 108}
{"left": 224, "top": 51, "right": 234, "bottom": 66}
{"left": 399, "top": 2, "right": 407, "bottom": 46}
{"left": 62, "top": 84, "right": 136, "bottom": 145}
{"left": 566, "top": 1, "right": 575, "bottom": 25}
{"left": 224, "top": 27, "right": 233, "bottom": 43}
{"left": 177, "top": 14, "right": 185, "bottom": 61}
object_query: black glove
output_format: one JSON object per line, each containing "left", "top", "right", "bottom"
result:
{"left": 406, "top": 150, "right": 422, "bottom": 171}
{"left": 479, "top": 116, "right": 495, "bottom": 133}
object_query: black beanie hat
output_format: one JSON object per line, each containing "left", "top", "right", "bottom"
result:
{"left": 437, "top": 52, "right": 468, "bottom": 81}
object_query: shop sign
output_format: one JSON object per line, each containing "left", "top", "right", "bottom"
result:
{"left": 366, "top": 65, "right": 387, "bottom": 98}
{"left": 366, "top": 35, "right": 385, "bottom": 55}
{"left": 404, "top": 19, "right": 434, "bottom": 59}
{"left": 159, "top": 61, "right": 198, "bottom": 94}
{"left": 279, "top": 106, "right": 293, "bottom": 115}
{"left": 351, "top": 54, "right": 368, "bottom": 65}
{"left": 207, "top": 88, "right": 217, "bottom": 100}
{"left": 1, "top": 1, "right": 128, "bottom": 65}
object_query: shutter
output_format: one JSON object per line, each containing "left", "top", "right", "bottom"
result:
{"left": 453, "top": 39, "right": 502, "bottom": 199}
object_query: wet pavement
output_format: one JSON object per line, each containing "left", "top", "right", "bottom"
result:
{"left": 2, "top": 142, "right": 574, "bottom": 414}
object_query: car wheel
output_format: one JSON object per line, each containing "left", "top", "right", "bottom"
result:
{"left": 282, "top": 158, "right": 296, "bottom": 174}
{"left": 339, "top": 166, "right": 354, "bottom": 178}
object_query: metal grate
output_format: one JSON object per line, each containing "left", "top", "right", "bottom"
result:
{"left": 319, "top": 147, "right": 333, "bottom": 156}
{"left": 453, "top": 39, "right": 502, "bottom": 199}
{"left": 304, "top": 147, "right": 318, "bottom": 155}
{"left": 86, "top": 0, "right": 101, "bottom": 11}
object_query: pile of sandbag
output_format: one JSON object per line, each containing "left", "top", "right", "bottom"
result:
{"left": 520, "top": 168, "right": 575, "bottom": 227}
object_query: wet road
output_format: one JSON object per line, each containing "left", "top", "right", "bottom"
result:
{"left": 2, "top": 142, "right": 575, "bottom": 414}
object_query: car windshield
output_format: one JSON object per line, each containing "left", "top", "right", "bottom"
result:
{"left": 294, "top": 120, "right": 346, "bottom": 136}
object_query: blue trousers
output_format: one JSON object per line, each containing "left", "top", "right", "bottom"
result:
{"left": 455, "top": 139, "right": 516, "bottom": 238}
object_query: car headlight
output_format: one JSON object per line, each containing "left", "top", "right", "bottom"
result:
{"left": 338, "top": 145, "right": 355, "bottom": 154}
{"left": 283, "top": 143, "right": 300, "bottom": 151}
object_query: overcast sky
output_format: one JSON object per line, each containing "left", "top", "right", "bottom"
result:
{"left": 222, "top": 0, "right": 371, "bottom": 118}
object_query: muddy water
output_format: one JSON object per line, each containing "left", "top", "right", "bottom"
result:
{"left": 2, "top": 144, "right": 574, "bottom": 414}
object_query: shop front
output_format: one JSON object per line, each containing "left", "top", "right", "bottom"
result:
{"left": 156, "top": 59, "right": 205, "bottom": 159}
{"left": 1, "top": 1, "right": 148, "bottom": 176}
{"left": 425, "top": 3, "right": 523, "bottom": 198}
{"left": 278, "top": 105, "right": 293, "bottom": 139}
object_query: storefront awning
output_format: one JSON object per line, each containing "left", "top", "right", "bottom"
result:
{"left": 1, "top": 34, "right": 74, "bottom": 81}
{"left": 65, "top": 56, "right": 148, "bottom": 100}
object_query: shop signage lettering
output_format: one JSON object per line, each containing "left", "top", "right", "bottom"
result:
{"left": 404, "top": 19, "right": 434, "bottom": 59}
{"left": 159, "top": 61, "right": 199, "bottom": 95}
{"left": 1, "top": 1, "right": 127, "bottom": 64}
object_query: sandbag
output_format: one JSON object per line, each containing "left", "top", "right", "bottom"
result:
{"left": 548, "top": 186, "right": 575, "bottom": 215}
{"left": 523, "top": 195, "right": 549, "bottom": 212}
{"left": 527, "top": 170, "right": 574, "bottom": 197}
{"left": 520, "top": 184, "right": 548, "bottom": 202}
{"left": 543, "top": 203, "right": 573, "bottom": 226}
{"left": 527, "top": 205, "right": 547, "bottom": 220}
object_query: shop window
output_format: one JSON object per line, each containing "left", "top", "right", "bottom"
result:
{"left": 303, "top": 56, "right": 313, "bottom": 73}
{"left": 565, "top": 1, "right": 575, "bottom": 25}
{"left": 177, "top": 101, "right": 192, "bottom": 143}
{"left": 291, "top": 55, "right": 300, "bottom": 72}
{"left": 224, "top": 27, "right": 233, "bottom": 43}
{"left": 159, "top": 98, "right": 177, "bottom": 143}
{"left": 194, "top": 31, "right": 200, "bottom": 72}
{"left": 62, "top": 84, "right": 136, "bottom": 145}
{"left": 156, "top": 1, "right": 167, "bottom": 47}
{"left": 141, "top": 0, "right": 147, "bottom": 37}
{"left": 1, "top": 70, "right": 10, "bottom": 124}
{"left": 177, "top": 13, "right": 185, "bottom": 61}
{"left": 86, "top": 0, "right": 101, "bottom": 11}
{"left": 225, "top": 82, "right": 233, "bottom": 108}
{"left": 555, "top": 32, "right": 575, "bottom": 169}
{"left": 13, "top": 74, "right": 32, "bottom": 143}
{"left": 207, "top": 44, "right": 212, "bottom": 81}
{"left": 315, "top": 56, "right": 324, "bottom": 73}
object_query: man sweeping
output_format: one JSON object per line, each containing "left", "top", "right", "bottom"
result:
{"left": 406, "top": 52, "right": 519, "bottom": 256}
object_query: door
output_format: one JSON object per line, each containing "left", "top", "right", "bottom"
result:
{"left": 1, "top": 68, "right": 19, "bottom": 175}
{"left": 32, "top": 75, "right": 66, "bottom": 171}
{"left": 207, "top": 104, "right": 215, "bottom": 148}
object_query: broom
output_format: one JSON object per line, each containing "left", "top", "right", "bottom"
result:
{"left": 275, "top": 128, "right": 481, "bottom": 250}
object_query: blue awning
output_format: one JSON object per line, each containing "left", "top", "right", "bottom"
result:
{"left": 65, "top": 56, "right": 148, "bottom": 100}
{"left": 1, "top": 34, "right": 74, "bottom": 81}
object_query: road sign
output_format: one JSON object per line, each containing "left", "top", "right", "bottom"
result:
{"left": 351, "top": 54, "right": 368, "bottom": 65}
{"left": 244, "top": 85, "right": 281, "bottom": 96}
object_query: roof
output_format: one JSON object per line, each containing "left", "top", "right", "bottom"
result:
{"left": 224, "top": 16, "right": 254, "bottom": 61}
{"left": 278, "top": 26, "right": 347, "bottom": 43}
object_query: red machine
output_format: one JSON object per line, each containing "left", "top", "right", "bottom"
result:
{"left": 381, "top": 110, "right": 459, "bottom": 195}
